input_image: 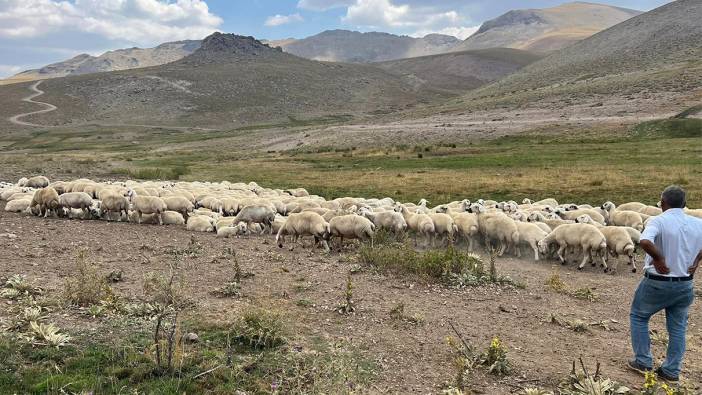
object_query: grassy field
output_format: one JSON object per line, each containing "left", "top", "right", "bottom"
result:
{"left": 1, "top": 119, "right": 701, "bottom": 206}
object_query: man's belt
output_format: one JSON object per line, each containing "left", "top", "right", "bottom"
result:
{"left": 645, "top": 272, "right": 693, "bottom": 282}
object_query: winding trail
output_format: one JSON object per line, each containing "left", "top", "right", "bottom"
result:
{"left": 8, "top": 80, "right": 57, "bottom": 127}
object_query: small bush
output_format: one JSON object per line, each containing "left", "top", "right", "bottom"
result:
{"left": 233, "top": 308, "right": 287, "bottom": 350}
{"left": 63, "top": 250, "right": 113, "bottom": 307}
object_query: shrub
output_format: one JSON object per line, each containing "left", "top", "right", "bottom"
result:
{"left": 63, "top": 250, "right": 113, "bottom": 307}
{"left": 233, "top": 308, "right": 287, "bottom": 350}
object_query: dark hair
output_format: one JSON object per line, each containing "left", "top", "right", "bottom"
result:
{"left": 661, "top": 185, "right": 686, "bottom": 208}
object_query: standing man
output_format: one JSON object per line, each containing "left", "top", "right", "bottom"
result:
{"left": 629, "top": 185, "right": 702, "bottom": 381}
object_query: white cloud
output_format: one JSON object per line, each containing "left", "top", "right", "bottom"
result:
{"left": 297, "top": 0, "right": 355, "bottom": 11}
{"left": 0, "top": 64, "right": 23, "bottom": 77}
{"left": 412, "top": 26, "right": 479, "bottom": 40}
{"left": 264, "top": 13, "right": 304, "bottom": 27}
{"left": 341, "top": 0, "right": 475, "bottom": 39}
{"left": 0, "top": 0, "right": 222, "bottom": 45}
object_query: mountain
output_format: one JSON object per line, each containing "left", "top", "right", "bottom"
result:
{"left": 466, "top": 0, "right": 702, "bottom": 104}
{"left": 375, "top": 48, "right": 544, "bottom": 93}
{"left": 452, "top": 2, "right": 641, "bottom": 53}
{"left": 2, "top": 40, "right": 201, "bottom": 84}
{"left": 279, "top": 30, "right": 460, "bottom": 63}
{"left": 15, "top": 33, "right": 443, "bottom": 128}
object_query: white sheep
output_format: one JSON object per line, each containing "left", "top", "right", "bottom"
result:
{"left": 186, "top": 215, "right": 215, "bottom": 232}
{"left": 451, "top": 212, "right": 480, "bottom": 251}
{"left": 26, "top": 176, "right": 50, "bottom": 188}
{"left": 128, "top": 190, "right": 167, "bottom": 225}
{"left": 100, "top": 193, "right": 130, "bottom": 222}
{"left": 328, "top": 214, "right": 375, "bottom": 250}
{"left": 538, "top": 223, "right": 608, "bottom": 271}
{"left": 58, "top": 192, "right": 94, "bottom": 219}
{"left": 467, "top": 203, "right": 519, "bottom": 256}
{"left": 162, "top": 196, "right": 194, "bottom": 219}
{"left": 217, "top": 222, "right": 248, "bottom": 238}
{"left": 514, "top": 221, "right": 548, "bottom": 261}
{"left": 4, "top": 198, "right": 32, "bottom": 213}
{"left": 162, "top": 211, "right": 186, "bottom": 225}
{"left": 398, "top": 205, "right": 435, "bottom": 247}
{"left": 358, "top": 208, "right": 407, "bottom": 233}
{"left": 428, "top": 212, "right": 457, "bottom": 247}
{"left": 232, "top": 205, "right": 276, "bottom": 233}
{"left": 276, "top": 211, "right": 331, "bottom": 251}
{"left": 601, "top": 202, "right": 644, "bottom": 231}
{"left": 523, "top": 198, "right": 559, "bottom": 207}
{"left": 554, "top": 208, "right": 606, "bottom": 225}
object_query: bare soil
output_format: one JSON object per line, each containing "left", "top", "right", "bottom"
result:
{"left": 1, "top": 204, "right": 700, "bottom": 393}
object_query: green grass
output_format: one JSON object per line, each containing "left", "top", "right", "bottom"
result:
{"left": 0, "top": 314, "right": 376, "bottom": 394}
{"left": 632, "top": 118, "right": 702, "bottom": 138}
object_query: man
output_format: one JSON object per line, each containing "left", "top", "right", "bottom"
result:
{"left": 629, "top": 185, "right": 702, "bottom": 381}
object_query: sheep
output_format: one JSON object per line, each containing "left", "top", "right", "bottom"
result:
{"left": 17, "top": 177, "right": 28, "bottom": 187}
{"left": 554, "top": 208, "right": 606, "bottom": 225}
{"left": 30, "top": 187, "right": 59, "bottom": 218}
{"left": 162, "top": 211, "right": 186, "bottom": 226}
{"left": 26, "top": 176, "right": 49, "bottom": 188}
{"left": 58, "top": 192, "right": 94, "bottom": 219}
{"left": 397, "top": 205, "right": 435, "bottom": 247}
{"left": 100, "top": 193, "right": 130, "bottom": 222}
{"left": 601, "top": 202, "right": 644, "bottom": 231}
{"left": 638, "top": 206, "right": 662, "bottom": 216}
{"left": 162, "top": 196, "right": 194, "bottom": 219}
{"left": 450, "top": 212, "right": 480, "bottom": 251}
{"left": 616, "top": 202, "right": 647, "bottom": 212}
{"left": 271, "top": 215, "right": 287, "bottom": 235}
{"left": 231, "top": 205, "right": 276, "bottom": 233}
{"left": 359, "top": 208, "right": 407, "bottom": 233}
{"left": 217, "top": 222, "right": 248, "bottom": 238}
{"left": 328, "top": 214, "right": 375, "bottom": 250}
{"left": 276, "top": 212, "right": 330, "bottom": 251}
{"left": 128, "top": 190, "right": 167, "bottom": 225}
{"left": 467, "top": 203, "right": 519, "bottom": 256}
{"left": 537, "top": 223, "right": 609, "bottom": 271}
{"left": 514, "top": 221, "right": 548, "bottom": 261}
{"left": 4, "top": 198, "right": 32, "bottom": 213}
{"left": 428, "top": 212, "right": 457, "bottom": 247}
{"left": 598, "top": 227, "right": 637, "bottom": 272}
{"left": 527, "top": 212, "right": 573, "bottom": 230}
{"left": 186, "top": 215, "right": 215, "bottom": 232}
{"left": 523, "top": 198, "right": 559, "bottom": 207}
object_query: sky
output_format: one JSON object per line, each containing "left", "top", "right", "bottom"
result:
{"left": 0, "top": 0, "right": 672, "bottom": 78}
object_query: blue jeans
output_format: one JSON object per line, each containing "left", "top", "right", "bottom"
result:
{"left": 630, "top": 277, "right": 695, "bottom": 377}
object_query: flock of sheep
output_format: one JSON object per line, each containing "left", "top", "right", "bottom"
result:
{"left": 3, "top": 176, "right": 702, "bottom": 274}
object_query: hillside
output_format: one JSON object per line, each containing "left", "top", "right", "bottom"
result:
{"left": 374, "top": 48, "right": 544, "bottom": 93}
{"left": 5, "top": 33, "right": 443, "bottom": 129}
{"left": 2, "top": 41, "right": 201, "bottom": 85}
{"left": 452, "top": 2, "right": 641, "bottom": 53}
{"left": 466, "top": 0, "right": 702, "bottom": 104}
{"left": 279, "top": 30, "right": 460, "bottom": 63}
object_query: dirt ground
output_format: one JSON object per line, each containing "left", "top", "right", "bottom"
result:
{"left": 1, "top": 204, "right": 700, "bottom": 394}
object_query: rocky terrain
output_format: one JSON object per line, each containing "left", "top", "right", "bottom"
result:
{"left": 452, "top": 1, "right": 641, "bottom": 53}
{"left": 2, "top": 40, "right": 201, "bottom": 84}
{"left": 375, "top": 48, "right": 544, "bottom": 93}
{"left": 279, "top": 30, "right": 460, "bottom": 63}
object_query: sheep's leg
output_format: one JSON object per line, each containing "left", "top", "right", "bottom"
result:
{"left": 515, "top": 243, "right": 522, "bottom": 258}
{"left": 629, "top": 252, "right": 637, "bottom": 273}
{"left": 530, "top": 241, "right": 539, "bottom": 261}
{"left": 578, "top": 247, "right": 591, "bottom": 270}
{"left": 158, "top": 213, "right": 163, "bottom": 226}
{"left": 557, "top": 245, "right": 566, "bottom": 264}
{"left": 498, "top": 239, "right": 507, "bottom": 256}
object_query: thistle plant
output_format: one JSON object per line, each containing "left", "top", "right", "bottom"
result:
{"left": 29, "top": 322, "right": 71, "bottom": 348}
{"left": 337, "top": 274, "right": 356, "bottom": 315}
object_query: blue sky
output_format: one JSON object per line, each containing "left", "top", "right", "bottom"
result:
{"left": 0, "top": 0, "right": 671, "bottom": 78}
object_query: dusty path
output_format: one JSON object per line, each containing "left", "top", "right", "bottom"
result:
{"left": 8, "top": 80, "right": 57, "bottom": 127}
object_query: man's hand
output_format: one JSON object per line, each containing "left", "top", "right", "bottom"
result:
{"left": 690, "top": 250, "right": 702, "bottom": 276}
{"left": 653, "top": 256, "right": 670, "bottom": 275}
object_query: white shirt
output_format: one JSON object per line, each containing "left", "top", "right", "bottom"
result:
{"left": 641, "top": 208, "right": 702, "bottom": 277}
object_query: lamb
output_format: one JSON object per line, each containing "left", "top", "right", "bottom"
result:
{"left": 100, "top": 193, "right": 130, "bottom": 222}
{"left": 537, "top": 223, "right": 609, "bottom": 271}
{"left": 162, "top": 196, "right": 194, "bottom": 219}
{"left": 601, "top": 202, "right": 644, "bottom": 231}
{"left": 359, "top": 208, "right": 407, "bottom": 233}
{"left": 231, "top": 205, "right": 276, "bottom": 233}
{"left": 4, "top": 198, "right": 32, "bottom": 213}
{"left": 162, "top": 211, "right": 186, "bottom": 226}
{"left": 397, "top": 205, "right": 435, "bottom": 247}
{"left": 128, "top": 190, "right": 167, "bottom": 225}
{"left": 217, "top": 222, "right": 248, "bottom": 238}
{"left": 328, "top": 214, "right": 375, "bottom": 249}
{"left": 58, "top": 192, "right": 94, "bottom": 219}
{"left": 30, "top": 187, "right": 59, "bottom": 218}
{"left": 276, "top": 211, "right": 331, "bottom": 251}
{"left": 26, "top": 176, "right": 50, "bottom": 188}
{"left": 186, "top": 215, "right": 215, "bottom": 232}
{"left": 467, "top": 203, "right": 519, "bottom": 256}
{"left": 514, "top": 221, "right": 548, "bottom": 261}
